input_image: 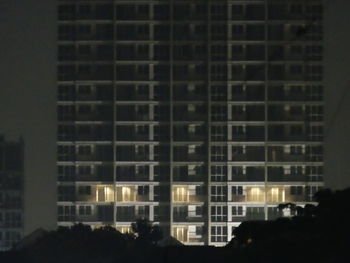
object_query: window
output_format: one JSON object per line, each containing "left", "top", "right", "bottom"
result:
{"left": 135, "top": 125, "right": 148, "bottom": 136}
{"left": 121, "top": 186, "right": 134, "bottom": 202}
{"left": 211, "top": 126, "right": 227, "bottom": 141}
{"left": 78, "top": 145, "right": 92, "bottom": 155}
{"left": 58, "top": 205, "right": 76, "bottom": 221}
{"left": 290, "top": 146, "right": 303, "bottom": 155}
{"left": 232, "top": 206, "right": 244, "bottom": 216}
{"left": 290, "top": 125, "right": 303, "bottom": 135}
{"left": 173, "top": 227, "right": 188, "bottom": 243}
{"left": 211, "top": 106, "right": 227, "bottom": 121}
{"left": 232, "top": 146, "right": 245, "bottom": 155}
{"left": 232, "top": 126, "right": 245, "bottom": 136}
{"left": 290, "top": 65, "right": 303, "bottom": 75}
{"left": 58, "top": 166, "right": 75, "bottom": 181}
{"left": 231, "top": 25, "right": 244, "bottom": 39}
{"left": 211, "top": 146, "right": 227, "bottom": 161}
{"left": 211, "top": 46, "right": 227, "bottom": 61}
{"left": 78, "top": 186, "right": 91, "bottom": 195}
{"left": 211, "top": 65, "right": 227, "bottom": 80}
{"left": 211, "top": 5, "right": 227, "bottom": 20}
{"left": 78, "top": 166, "right": 91, "bottom": 175}
{"left": 173, "top": 186, "right": 189, "bottom": 202}
{"left": 211, "top": 86, "right": 226, "bottom": 100}
{"left": 290, "top": 186, "right": 303, "bottom": 195}
{"left": 306, "top": 186, "right": 322, "bottom": 201}
{"left": 211, "top": 226, "right": 227, "bottom": 243}
{"left": 136, "top": 85, "right": 148, "bottom": 96}
{"left": 306, "top": 65, "right": 323, "bottom": 81}
{"left": 232, "top": 5, "right": 244, "bottom": 17}
{"left": 211, "top": 186, "right": 227, "bottom": 202}
{"left": 137, "top": 185, "right": 149, "bottom": 196}
{"left": 79, "top": 205, "right": 92, "bottom": 215}
{"left": 232, "top": 186, "right": 243, "bottom": 195}
{"left": 232, "top": 166, "right": 245, "bottom": 176}
{"left": 232, "top": 105, "right": 246, "bottom": 115}
{"left": 211, "top": 166, "right": 227, "bottom": 182}
{"left": 211, "top": 206, "right": 227, "bottom": 222}
{"left": 136, "top": 205, "right": 149, "bottom": 218}
{"left": 290, "top": 4, "right": 303, "bottom": 15}
{"left": 290, "top": 45, "right": 303, "bottom": 56}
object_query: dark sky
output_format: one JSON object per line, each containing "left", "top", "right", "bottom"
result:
{"left": 0, "top": 0, "right": 350, "bottom": 234}
{"left": 323, "top": 0, "right": 350, "bottom": 189}
{"left": 0, "top": 1, "right": 56, "bottom": 234}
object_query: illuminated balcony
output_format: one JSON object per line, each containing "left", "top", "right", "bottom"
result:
{"left": 246, "top": 187, "right": 266, "bottom": 202}
{"left": 173, "top": 226, "right": 188, "bottom": 243}
{"left": 232, "top": 186, "right": 287, "bottom": 203}
{"left": 116, "top": 226, "right": 132, "bottom": 234}
{"left": 116, "top": 186, "right": 149, "bottom": 202}
{"left": 96, "top": 186, "right": 114, "bottom": 202}
{"left": 75, "top": 185, "right": 114, "bottom": 202}
{"left": 172, "top": 186, "right": 205, "bottom": 203}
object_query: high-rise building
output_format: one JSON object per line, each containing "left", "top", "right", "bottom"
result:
{"left": 0, "top": 136, "right": 24, "bottom": 250}
{"left": 57, "top": 0, "right": 323, "bottom": 245}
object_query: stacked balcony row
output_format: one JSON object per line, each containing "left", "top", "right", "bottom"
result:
{"left": 58, "top": 63, "right": 322, "bottom": 82}
{"left": 58, "top": 43, "right": 322, "bottom": 62}
{"left": 58, "top": 164, "right": 323, "bottom": 183}
{"left": 57, "top": 184, "right": 322, "bottom": 204}
{"left": 57, "top": 144, "right": 322, "bottom": 162}
{"left": 58, "top": 84, "right": 323, "bottom": 102}
{"left": 58, "top": 3, "right": 322, "bottom": 22}
{"left": 57, "top": 104, "right": 323, "bottom": 122}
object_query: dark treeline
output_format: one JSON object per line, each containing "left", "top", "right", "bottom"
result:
{"left": 1, "top": 188, "right": 349, "bottom": 263}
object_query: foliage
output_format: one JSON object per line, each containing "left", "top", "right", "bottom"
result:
{"left": 131, "top": 218, "right": 163, "bottom": 246}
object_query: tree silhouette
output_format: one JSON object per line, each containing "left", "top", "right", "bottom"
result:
{"left": 131, "top": 218, "right": 163, "bottom": 246}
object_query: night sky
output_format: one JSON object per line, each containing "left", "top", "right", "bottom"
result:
{"left": 0, "top": 0, "right": 350, "bottom": 235}
{"left": 0, "top": 0, "right": 56, "bottom": 234}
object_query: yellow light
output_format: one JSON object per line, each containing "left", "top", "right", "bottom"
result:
{"left": 174, "top": 186, "right": 188, "bottom": 202}
{"left": 122, "top": 186, "right": 131, "bottom": 202}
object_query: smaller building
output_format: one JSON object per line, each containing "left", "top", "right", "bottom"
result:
{"left": 0, "top": 136, "right": 24, "bottom": 250}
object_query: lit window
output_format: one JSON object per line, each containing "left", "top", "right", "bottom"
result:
{"left": 173, "top": 227, "right": 188, "bottom": 242}
{"left": 247, "top": 187, "right": 265, "bottom": 202}
{"left": 122, "top": 187, "right": 132, "bottom": 202}
{"left": 173, "top": 186, "right": 189, "bottom": 202}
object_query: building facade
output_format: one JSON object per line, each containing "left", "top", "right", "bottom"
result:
{"left": 57, "top": 0, "right": 323, "bottom": 245}
{"left": 0, "top": 136, "right": 24, "bottom": 250}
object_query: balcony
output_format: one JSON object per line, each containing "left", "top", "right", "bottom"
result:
{"left": 116, "top": 174, "right": 149, "bottom": 182}
{"left": 173, "top": 186, "right": 206, "bottom": 203}
{"left": 268, "top": 152, "right": 306, "bottom": 162}
{"left": 116, "top": 214, "right": 136, "bottom": 222}
{"left": 75, "top": 174, "right": 113, "bottom": 182}
{"left": 76, "top": 185, "right": 114, "bottom": 202}
{"left": 115, "top": 186, "right": 150, "bottom": 202}
{"left": 174, "top": 134, "right": 206, "bottom": 142}
{"left": 173, "top": 213, "right": 204, "bottom": 223}
{"left": 231, "top": 151, "right": 265, "bottom": 162}
{"left": 231, "top": 174, "right": 264, "bottom": 182}
{"left": 268, "top": 134, "right": 307, "bottom": 142}
{"left": 173, "top": 174, "right": 206, "bottom": 182}
{"left": 268, "top": 174, "right": 308, "bottom": 182}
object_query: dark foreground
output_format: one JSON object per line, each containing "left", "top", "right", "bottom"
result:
{"left": 1, "top": 188, "right": 349, "bottom": 263}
